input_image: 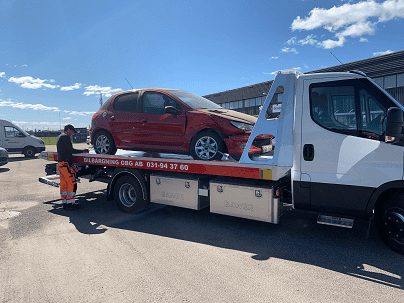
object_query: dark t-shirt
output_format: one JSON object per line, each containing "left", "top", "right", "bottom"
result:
{"left": 56, "top": 133, "right": 85, "bottom": 164}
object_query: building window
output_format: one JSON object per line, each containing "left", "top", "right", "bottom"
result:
{"left": 384, "top": 75, "right": 397, "bottom": 89}
{"left": 238, "top": 100, "right": 243, "bottom": 108}
{"left": 397, "top": 73, "right": 404, "bottom": 88}
{"left": 373, "top": 77, "right": 384, "bottom": 88}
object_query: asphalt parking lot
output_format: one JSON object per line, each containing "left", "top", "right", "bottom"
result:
{"left": 0, "top": 144, "right": 403, "bottom": 302}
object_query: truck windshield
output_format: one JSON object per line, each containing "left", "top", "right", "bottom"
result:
{"left": 167, "top": 90, "right": 222, "bottom": 110}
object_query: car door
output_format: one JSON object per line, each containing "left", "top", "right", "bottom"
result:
{"left": 109, "top": 91, "right": 142, "bottom": 149}
{"left": 139, "top": 91, "right": 187, "bottom": 152}
{"left": 299, "top": 77, "right": 403, "bottom": 216}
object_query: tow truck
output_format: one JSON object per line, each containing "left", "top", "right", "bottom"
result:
{"left": 39, "top": 70, "right": 404, "bottom": 255}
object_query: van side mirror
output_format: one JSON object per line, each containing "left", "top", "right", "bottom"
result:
{"left": 385, "top": 107, "right": 404, "bottom": 142}
{"left": 18, "top": 132, "right": 26, "bottom": 138}
{"left": 165, "top": 106, "right": 180, "bottom": 115}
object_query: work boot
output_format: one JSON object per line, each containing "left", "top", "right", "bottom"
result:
{"left": 64, "top": 203, "right": 81, "bottom": 210}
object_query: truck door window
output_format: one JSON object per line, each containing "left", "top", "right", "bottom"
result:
{"left": 4, "top": 126, "right": 23, "bottom": 138}
{"left": 359, "top": 88, "right": 386, "bottom": 139}
{"left": 310, "top": 85, "right": 357, "bottom": 133}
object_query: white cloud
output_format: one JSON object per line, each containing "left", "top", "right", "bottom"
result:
{"left": 373, "top": 50, "right": 394, "bottom": 56}
{"left": 60, "top": 83, "right": 82, "bottom": 91}
{"left": 0, "top": 72, "right": 5, "bottom": 78}
{"left": 286, "top": 37, "right": 297, "bottom": 45}
{"left": 8, "top": 76, "right": 59, "bottom": 89}
{"left": 291, "top": 0, "right": 404, "bottom": 49}
{"left": 360, "top": 37, "right": 369, "bottom": 42}
{"left": 0, "top": 99, "right": 59, "bottom": 111}
{"left": 270, "top": 56, "right": 279, "bottom": 60}
{"left": 63, "top": 117, "right": 71, "bottom": 120}
{"left": 298, "top": 34, "right": 318, "bottom": 46}
{"left": 21, "top": 64, "right": 27, "bottom": 67}
{"left": 84, "top": 85, "right": 122, "bottom": 97}
{"left": 281, "top": 47, "right": 299, "bottom": 54}
{"left": 0, "top": 99, "right": 94, "bottom": 116}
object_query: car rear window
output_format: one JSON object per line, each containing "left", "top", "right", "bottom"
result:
{"left": 168, "top": 90, "right": 221, "bottom": 110}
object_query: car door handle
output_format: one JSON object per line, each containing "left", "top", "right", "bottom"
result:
{"left": 303, "top": 144, "right": 314, "bottom": 161}
{"left": 110, "top": 116, "right": 115, "bottom": 121}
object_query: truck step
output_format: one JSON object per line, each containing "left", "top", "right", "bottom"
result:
{"left": 317, "top": 214, "right": 354, "bottom": 228}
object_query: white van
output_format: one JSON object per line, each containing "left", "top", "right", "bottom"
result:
{"left": 0, "top": 120, "right": 45, "bottom": 157}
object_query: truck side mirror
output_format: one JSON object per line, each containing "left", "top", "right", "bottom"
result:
{"left": 385, "top": 107, "right": 404, "bottom": 142}
{"left": 165, "top": 106, "right": 180, "bottom": 115}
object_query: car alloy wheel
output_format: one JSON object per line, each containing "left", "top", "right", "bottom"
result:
{"left": 194, "top": 135, "right": 219, "bottom": 160}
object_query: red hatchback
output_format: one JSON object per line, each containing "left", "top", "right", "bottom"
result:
{"left": 90, "top": 89, "right": 272, "bottom": 161}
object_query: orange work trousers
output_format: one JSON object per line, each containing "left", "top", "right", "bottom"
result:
{"left": 58, "top": 161, "right": 77, "bottom": 204}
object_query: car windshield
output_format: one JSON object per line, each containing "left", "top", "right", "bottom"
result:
{"left": 167, "top": 90, "right": 222, "bottom": 110}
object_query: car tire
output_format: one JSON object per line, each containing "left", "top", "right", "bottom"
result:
{"left": 374, "top": 191, "right": 404, "bottom": 255}
{"left": 23, "top": 146, "right": 36, "bottom": 158}
{"left": 113, "top": 175, "right": 149, "bottom": 213}
{"left": 94, "top": 131, "right": 117, "bottom": 155}
{"left": 190, "top": 131, "right": 224, "bottom": 161}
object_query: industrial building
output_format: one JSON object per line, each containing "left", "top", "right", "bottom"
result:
{"left": 203, "top": 50, "right": 404, "bottom": 116}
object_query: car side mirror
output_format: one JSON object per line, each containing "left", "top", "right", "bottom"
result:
{"left": 165, "top": 106, "right": 180, "bottom": 115}
{"left": 385, "top": 107, "right": 404, "bottom": 143}
{"left": 18, "top": 133, "right": 26, "bottom": 138}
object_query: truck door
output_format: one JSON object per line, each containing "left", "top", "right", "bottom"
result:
{"left": 299, "top": 77, "right": 403, "bottom": 217}
{"left": 3, "top": 125, "right": 26, "bottom": 153}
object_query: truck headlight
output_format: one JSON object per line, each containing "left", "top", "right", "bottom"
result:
{"left": 230, "top": 121, "right": 254, "bottom": 131}
{"left": 37, "top": 139, "right": 44, "bottom": 145}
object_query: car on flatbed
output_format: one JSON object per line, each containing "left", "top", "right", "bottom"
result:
{"left": 90, "top": 88, "right": 272, "bottom": 160}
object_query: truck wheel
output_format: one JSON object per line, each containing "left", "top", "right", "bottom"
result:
{"left": 94, "top": 131, "right": 117, "bottom": 155}
{"left": 23, "top": 146, "right": 36, "bottom": 158}
{"left": 190, "top": 131, "right": 224, "bottom": 161}
{"left": 113, "top": 175, "right": 148, "bottom": 213}
{"left": 374, "top": 191, "right": 404, "bottom": 255}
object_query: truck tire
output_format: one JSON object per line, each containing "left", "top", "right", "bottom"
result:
{"left": 374, "top": 191, "right": 404, "bottom": 255}
{"left": 23, "top": 146, "right": 36, "bottom": 158}
{"left": 190, "top": 131, "right": 224, "bottom": 161}
{"left": 113, "top": 175, "right": 148, "bottom": 213}
{"left": 94, "top": 131, "right": 117, "bottom": 155}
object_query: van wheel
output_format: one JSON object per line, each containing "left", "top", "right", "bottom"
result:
{"left": 190, "top": 131, "right": 224, "bottom": 161}
{"left": 113, "top": 175, "right": 148, "bottom": 213}
{"left": 94, "top": 131, "right": 117, "bottom": 155}
{"left": 23, "top": 146, "right": 36, "bottom": 158}
{"left": 374, "top": 191, "right": 404, "bottom": 255}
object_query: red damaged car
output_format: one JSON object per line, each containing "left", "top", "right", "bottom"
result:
{"left": 90, "top": 89, "right": 272, "bottom": 161}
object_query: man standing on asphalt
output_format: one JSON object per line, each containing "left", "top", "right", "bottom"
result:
{"left": 56, "top": 124, "right": 88, "bottom": 210}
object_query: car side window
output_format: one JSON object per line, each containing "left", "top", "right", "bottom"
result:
{"left": 310, "top": 85, "right": 357, "bottom": 132}
{"left": 114, "top": 92, "right": 139, "bottom": 112}
{"left": 143, "top": 92, "right": 180, "bottom": 114}
{"left": 4, "top": 126, "right": 23, "bottom": 138}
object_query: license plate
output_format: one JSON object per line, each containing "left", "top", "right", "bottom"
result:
{"left": 262, "top": 145, "right": 272, "bottom": 153}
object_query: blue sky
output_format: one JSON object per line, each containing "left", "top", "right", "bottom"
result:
{"left": 0, "top": 0, "right": 403, "bottom": 130}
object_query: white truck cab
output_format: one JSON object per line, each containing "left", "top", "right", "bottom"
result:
{"left": 0, "top": 120, "right": 45, "bottom": 157}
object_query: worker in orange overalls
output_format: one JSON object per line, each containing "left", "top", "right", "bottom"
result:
{"left": 56, "top": 124, "right": 88, "bottom": 210}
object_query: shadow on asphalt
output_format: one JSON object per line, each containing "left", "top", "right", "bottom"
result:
{"left": 0, "top": 167, "right": 10, "bottom": 173}
{"left": 46, "top": 190, "right": 404, "bottom": 290}
{"left": 7, "top": 156, "right": 38, "bottom": 162}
